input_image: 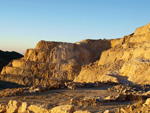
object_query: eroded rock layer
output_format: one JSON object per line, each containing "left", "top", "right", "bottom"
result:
{"left": 74, "top": 22, "right": 150, "bottom": 84}
{"left": 0, "top": 39, "right": 111, "bottom": 86}
{"left": 1, "top": 22, "right": 150, "bottom": 86}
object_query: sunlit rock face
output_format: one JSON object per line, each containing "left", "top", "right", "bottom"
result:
{"left": 74, "top": 22, "right": 150, "bottom": 84}
{"left": 2, "top": 22, "right": 150, "bottom": 86}
{"left": 0, "top": 39, "right": 111, "bottom": 86}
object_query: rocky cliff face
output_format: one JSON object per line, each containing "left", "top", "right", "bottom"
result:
{"left": 1, "top": 22, "right": 150, "bottom": 86}
{"left": 74, "top": 22, "right": 150, "bottom": 84}
{"left": 0, "top": 39, "right": 111, "bottom": 86}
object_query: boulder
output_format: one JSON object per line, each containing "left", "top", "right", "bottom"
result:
{"left": 28, "top": 105, "right": 50, "bottom": 113}
{"left": 51, "top": 105, "right": 75, "bottom": 113}
{"left": 74, "top": 110, "right": 91, "bottom": 113}
{"left": 6, "top": 100, "right": 21, "bottom": 113}
{"left": 103, "top": 110, "right": 110, "bottom": 113}
{"left": 20, "top": 102, "right": 28, "bottom": 113}
{"left": 144, "top": 98, "right": 150, "bottom": 105}
{"left": 0, "top": 104, "right": 6, "bottom": 113}
{"left": 104, "top": 96, "right": 116, "bottom": 102}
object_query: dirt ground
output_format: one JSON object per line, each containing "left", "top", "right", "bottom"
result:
{"left": 0, "top": 85, "right": 135, "bottom": 112}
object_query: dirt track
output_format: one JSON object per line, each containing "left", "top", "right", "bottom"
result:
{"left": 0, "top": 85, "right": 134, "bottom": 112}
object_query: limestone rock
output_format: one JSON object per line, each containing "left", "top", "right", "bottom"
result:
{"left": 120, "top": 108, "right": 128, "bottom": 113}
{"left": 74, "top": 66, "right": 120, "bottom": 83}
{"left": 0, "top": 39, "right": 110, "bottom": 86}
{"left": 104, "top": 96, "right": 116, "bottom": 101}
{"left": 0, "top": 104, "right": 6, "bottom": 113}
{"left": 129, "top": 22, "right": 150, "bottom": 43}
{"left": 74, "top": 22, "right": 150, "bottom": 84}
{"left": 51, "top": 105, "right": 75, "bottom": 113}
{"left": 74, "top": 110, "right": 91, "bottom": 113}
{"left": 103, "top": 110, "right": 110, "bottom": 113}
{"left": 67, "top": 84, "right": 76, "bottom": 89}
{"left": 6, "top": 100, "right": 21, "bottom": 113}
{"left": 28, "top": 105, "right": 50, "bottom": 113}
{"left": 120, "top": 59, "right": 150, "bottom": 84}
{"left": 20, "top": 102, "right": 28, "bottom": 113}
{"left": 144, "top": 98, "right": 150, "bottom": 105}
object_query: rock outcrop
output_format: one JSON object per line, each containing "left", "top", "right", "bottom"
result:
{"left": 74, "top": 22, "right": 150, "bottom": 84}
{"left": 0, "top": 50, "right": 23, "bottom": 71}
{"left": 1, "top": 22, "right": 150, "bottom": 86}
{"left": 0, "top": 39, "right": 111, "bottom": 86}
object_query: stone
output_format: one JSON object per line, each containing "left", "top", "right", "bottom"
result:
{"left": 104, "top": 96, "right": 116, "bottom": 102}
{"left": 28, "top": 105, "right": 50, "bottom": 113}
{"left": 67, "top": 84, "right": 76, "bottom": 90}
{"left": 96, "top": 97, "right": 104, "bottom": 102}
{"left": 70, "top": 98, "right": 74, "bottom": 104}
{"left": 83, "top": 96, "right": 95, "bottom": 101}
{"left": 145, "top": 91, "right": 150, "bottom": 95}
{"left": 120, "top": 59, "right": 150, "bottom": 84}
{"left": 103, "top": 110, "right": 110, "bottom": 113}
{"left": 116, "top": 94, "right": 126, "bottom": 102}
{"left": 51, "top": 105, "right": 75, "bottom": 113}
{"left": 74, "top": 110, "right": 91, "bottom": 113}
{"left": 74, "top": 69, "right": 120, "bottom": 83}
{"left": 144, "top": 98, "right": 150, "bottom": 105}
{"left": 0, "top": 104, "right": 6, "bottom": 113}
{"left": 6, "top": 100, "right": 21, "bottom": 113}
{"left": 120, "top": 108, "right": 128, "bottom": 113}
{"left": 20, "top": 102, "right": 28, "bottom": 113}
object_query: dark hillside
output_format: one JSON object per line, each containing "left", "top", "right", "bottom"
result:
{"left": 0, "top": 50, "right": 23, "bottom": 71}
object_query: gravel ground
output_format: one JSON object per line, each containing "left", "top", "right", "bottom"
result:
{"left": 0, "top": 85, "right": 134, "bottom": 112}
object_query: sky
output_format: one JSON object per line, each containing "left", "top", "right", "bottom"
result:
{"left": 0, "top": 0, "right": 150, "bottom": 54}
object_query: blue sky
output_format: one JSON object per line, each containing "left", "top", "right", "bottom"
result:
{"left": 0, "top": 0, "right": 150, "bottom": 54}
